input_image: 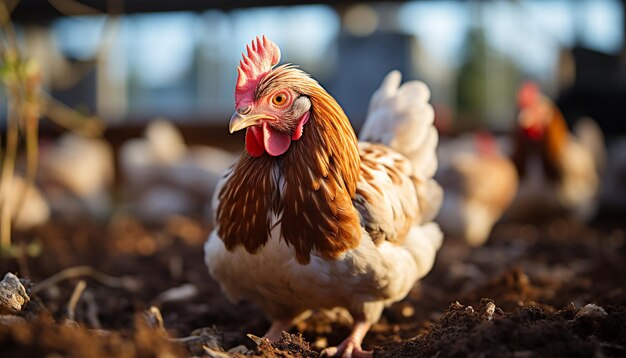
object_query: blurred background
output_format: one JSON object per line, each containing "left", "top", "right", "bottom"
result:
{"left": 1, "top": 0, "right": 626, "bottom": 227}
{"left": 2, "top": 3, "right": 626, "bottom": 354}
{"left": 6, "top": 0, "right": 626, "bottom": 135}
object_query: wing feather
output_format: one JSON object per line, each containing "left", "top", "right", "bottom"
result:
{"left": 357, "top": 71, "right": 443, "bottom": 243}
{"left": 355, "top": 143, "right": 420, "bottom": 245}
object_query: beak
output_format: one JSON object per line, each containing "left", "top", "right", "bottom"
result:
{"left": 229, "top": 112, "right": 267, "bottom": 133}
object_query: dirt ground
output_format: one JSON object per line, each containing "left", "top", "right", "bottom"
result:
{"left": 0, "top": 210, "right": 625, "bottom": 357}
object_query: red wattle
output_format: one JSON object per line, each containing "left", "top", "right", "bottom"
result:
{"left": 263, "top": 123, "right": 291, "bottom": 156}
{"left": 245, "top": 127, "right": 265, "bottom": 157}
{"left": 523, "top": 124, "right": 543, "bottom": 141}
{"left": 244, "top": 113, "right": 310, "bottom": 157}
{"left": 292, "top": 112, "right": 310, "bottom": 140}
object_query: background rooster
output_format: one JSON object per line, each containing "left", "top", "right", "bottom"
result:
{"left": 508, "top": 82, "right": 605, "bottom": 222}
{"left": 204, "top": 36, "right": 442, "bottom": 357}
{"left": 436, "top": 132, "right": 518, "bottom": 246}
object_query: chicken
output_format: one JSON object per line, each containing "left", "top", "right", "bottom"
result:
{"left": 2, "top": 175, "right": 50, "bottom": 231}
{"left": 38, "top": 133, "right": 114, "bottom": 218}
{"left": 436, "top": 132, "right": 518, "bottom": 246}
{"left": 507, "top": 82, "right": 604, "bottom": 222}
{"left": 204, "top": 36, "right": 442, "bottom": 357}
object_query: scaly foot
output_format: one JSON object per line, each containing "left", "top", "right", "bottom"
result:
{"left": 321, "top": 337, "right": 372, "bottom": 357}
{"left": 320, "top": 320, "right": 372, "bottom": 358}
{"left": 263, "top": 319, "right": 293, "bottom": 342}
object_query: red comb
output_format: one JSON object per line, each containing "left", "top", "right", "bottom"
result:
{"left": 235, "top": 35, "right": 281, "bottom": 108}
{"left": 475, "top": 130, "right": 497, "bottom": 157}
{"left": 517, "top": 81, "right": 540, "bottom": 109}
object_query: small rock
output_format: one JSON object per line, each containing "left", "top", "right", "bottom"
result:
{"left": 0, "top": 273, "right": 30, "bottom": 314}
{"left": 483, "top": 302, "right": 496, "bottom": 321}
{"left": 450, "top": 301, "right": 464, "bottom": 310}
{"left": 575, "top": 304, "right": 607, "bottom": 320}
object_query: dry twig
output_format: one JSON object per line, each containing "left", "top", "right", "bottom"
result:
{"left": 31, "top": 265, "right": 141, "bottom": 295}
{"left": 67, "top": 279, "right": 86, "bottom": 321}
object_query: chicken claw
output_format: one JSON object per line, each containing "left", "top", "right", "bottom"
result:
{"left": 321, "top": 321, "right": 372, "bottom": 358}
{"left": 263, "top": 318, "right": 293, "bottom": 342}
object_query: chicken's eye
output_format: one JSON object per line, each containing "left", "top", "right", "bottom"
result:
{"left": 272, "top": 93, "right": 287, "bottom": 106}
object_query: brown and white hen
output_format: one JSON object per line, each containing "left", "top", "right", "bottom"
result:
{"left": 204, "top": 36, "right": 442, "bottom": 357}
{"left": 508, "top": 82, "right": 605, "bottom": 222}
{"left": 436, "top": 132, "right": 518, "bottom": 246}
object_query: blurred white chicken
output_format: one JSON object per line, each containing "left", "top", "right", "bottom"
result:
{"left": 119, "top": 119, "right": 237, "bottom": 222}
{"left": 436, "top": 132, "right": 518, "bottom": 246}
{"left": 2, "top": 175, "right": 50, "bottom": 230}
{"left": 38, "top": 133, "right": 114, "bottom": 219}
{"left": 507, "top": 82, "right": 605, "bottom": 222}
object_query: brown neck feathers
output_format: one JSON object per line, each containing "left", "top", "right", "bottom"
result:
{"left": 216, "top": 154, "right": 279, "bottom": 254}
{"left": 217, "top": 83, "right": 362, "bottom": 264}
{"left": 281, "top": 85, "right": 362, "bottom": 264}
{"left": 512, "top": 102, "right": 568, "bottom": 182}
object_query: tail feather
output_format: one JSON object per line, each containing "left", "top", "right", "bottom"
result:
{"left": 409, "top": 126, "right": 439, "bottom": 178}
{"left": 367, "top": 70, "right": 402, "bottom": 113}
{"left": 361, "top": 70, "right": 442, "bottom": 222}
{"left": 360, "top": 70, "right": 438, "bottom": 178}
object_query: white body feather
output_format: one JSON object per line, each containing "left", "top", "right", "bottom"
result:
{"left": 435, "top": 136, "right": 519, "bottom": 246}
{"left": 205, "top": 221, "right": 441, "bottom": 321}
{"left": 360, "top": 71, "right": 443, "bottom": 222}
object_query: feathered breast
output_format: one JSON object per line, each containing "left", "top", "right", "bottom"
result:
{"left": 512, "top": 100, "right": 569, "bottom": 182}
{"left": 216, "top": 75, "right": 363, "bottom": 264}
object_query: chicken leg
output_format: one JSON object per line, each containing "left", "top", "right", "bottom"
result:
{"left": 264, "top": 319, "right": 293, "bottom": 342}
{"left": 321, "top": 321, "right": 372, "bottom": 358}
